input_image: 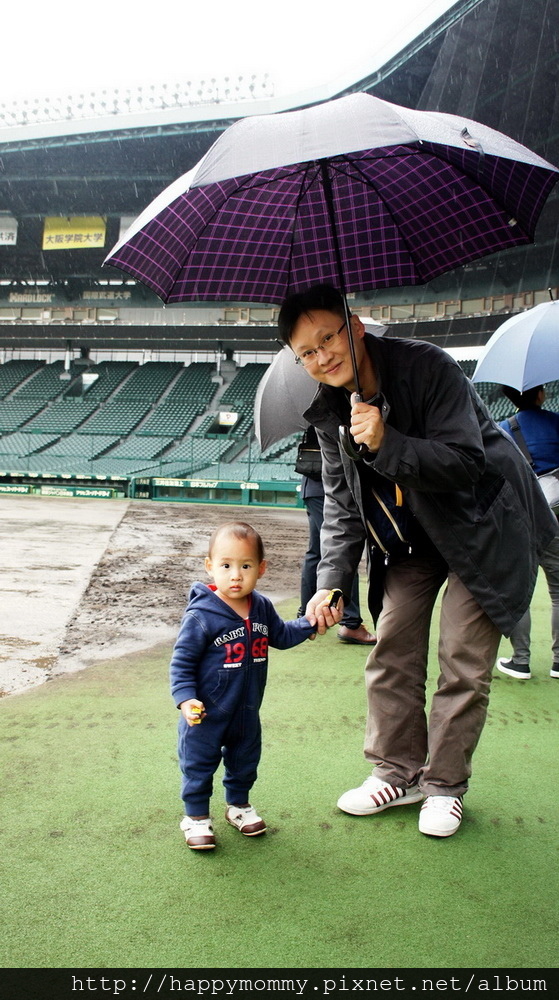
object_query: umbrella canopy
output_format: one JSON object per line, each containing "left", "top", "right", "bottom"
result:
{"left": 472, "top": 300, "right": 559, "bottom": 392}
{"left": 104, "top": 92, "right": 558, "bottom": 305}
{"left": 253, "top": 346, "right": 315, "bottom": 451}
{"left": 254, "top": 319, "right": 387, "bottom": 451}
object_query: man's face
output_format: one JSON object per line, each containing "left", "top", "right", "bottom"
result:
{"left": 289, "top": 309, "right": 365, "bottom": 390}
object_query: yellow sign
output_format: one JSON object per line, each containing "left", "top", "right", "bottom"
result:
{"left": 42, "top": 216, "right": 106, "bottom": 250}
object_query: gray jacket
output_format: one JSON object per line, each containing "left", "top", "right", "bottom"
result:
{"left": 304, "top": 334, "right": 558, "bottom": 636}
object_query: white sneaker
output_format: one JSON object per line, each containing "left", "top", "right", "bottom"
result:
{"left": 418, "top": 795, "right": 463, "bottom": 837}
{"left": 225, "top": 804, "right": 266, "bottom": 836}
{"left": 337, "top": 774, "right": 423, "bottom": 816}
{"left": 179, "top": 815, "right": 216, "bottom": 850}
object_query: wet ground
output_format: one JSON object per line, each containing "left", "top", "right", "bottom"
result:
{"left": 0, "top": 495, "right": 309, "bottom": 697}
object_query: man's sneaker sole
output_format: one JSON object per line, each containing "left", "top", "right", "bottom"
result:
{"left": 497, "top": 658, "right": 531, "bottom": 680}
{"left": 550, "top": 665, "right": 559, "bottom": 678}
{"left": 337, "top": 782, "right": 423, "bottom": 816}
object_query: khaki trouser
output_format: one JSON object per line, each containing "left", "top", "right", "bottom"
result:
{"left": 364, "top": 555, "right": 501, "bottom": 797}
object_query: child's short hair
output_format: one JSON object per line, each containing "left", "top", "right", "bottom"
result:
{"left": 208, "top": 522, "right": 265, "bottom": 562}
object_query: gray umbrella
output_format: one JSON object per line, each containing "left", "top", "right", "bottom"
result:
{"left": 254, "top": 319, "right": 387, "bottom": 450}
{"left": 472, "top": 299, "right": 559, "bottom": 391}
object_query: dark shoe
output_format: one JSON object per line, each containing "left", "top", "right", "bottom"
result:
{"left": 550, "top": 663, "right": 559, "bottom": 678}
{"left": 497, "top": 657, "right": 531, "bottom": 679}
{"left": 338, "top": 624, "right": 377, "bottom": 645}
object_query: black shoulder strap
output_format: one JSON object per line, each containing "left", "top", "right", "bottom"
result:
{"left": 507, "top": 414, "right": 534, "bottom": 466}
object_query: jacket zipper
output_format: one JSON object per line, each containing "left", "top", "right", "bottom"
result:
{"left": 366, "top": 484, "right": 412, "bottom": 564}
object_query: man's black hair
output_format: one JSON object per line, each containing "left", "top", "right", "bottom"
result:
{"left": 278, "top": 284, "right": 345, "bottom": 346}
{"left": 501, "top": 384, "right": 544, "bottom": 410}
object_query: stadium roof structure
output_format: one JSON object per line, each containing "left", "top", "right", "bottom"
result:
{"left": 1, "top": 0, "right": 558, "bottom": 354}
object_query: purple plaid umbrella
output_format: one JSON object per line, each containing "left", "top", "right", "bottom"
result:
{"left": 104, "top": 92, "right": 558, "bottom": 453}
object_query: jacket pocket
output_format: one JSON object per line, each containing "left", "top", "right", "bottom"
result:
{"left": 473, "top": 475, "right": 508, "bottom": 522}
{"left": 207, "top": 668, "right": 245, "bottom": 715}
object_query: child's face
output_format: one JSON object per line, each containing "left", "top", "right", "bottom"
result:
{"left": 205, "top": 535, "right": 266, "bottom": 606}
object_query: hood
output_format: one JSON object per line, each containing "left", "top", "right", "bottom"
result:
{"left": 186, "top": 580, "right": 249, "bottom": 621}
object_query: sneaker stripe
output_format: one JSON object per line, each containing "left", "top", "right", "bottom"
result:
{"left": 370, "top": 785, "right": 404, "bottom": 807}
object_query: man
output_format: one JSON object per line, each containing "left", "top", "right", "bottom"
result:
{"left": 497, "top": 384, "right": 559, "bottom": 680}
{"left": 278, "top": 284, "right": 557, "bottom": 838}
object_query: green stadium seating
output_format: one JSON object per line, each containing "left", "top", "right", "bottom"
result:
{"left": 83, "top": 361, "right": 139, "bottom": 401}
{"left": 0, "top": 359, "right": 45, "bottom": 399}
{"left": 37, "top": 434, "right": 120, "bottom": 459}
{"left": 0, "top": 399, "right": 47, "bottom": 432}
{"left": 11, "top": 361, "right": 72, "bottom": 400}
{"left": 23, "top": 399, "right": 99, "bottom": 433}
{"left": 0, "top": 431, "right": 61, "bottom": 455}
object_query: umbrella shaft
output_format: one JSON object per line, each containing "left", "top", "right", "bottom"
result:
{"left": 319, "top": 159, "right": 362, "bottom": 398}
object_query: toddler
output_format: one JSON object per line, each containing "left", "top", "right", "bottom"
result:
{"left": 170, "top": 521, "right": 316, "bottom": 849}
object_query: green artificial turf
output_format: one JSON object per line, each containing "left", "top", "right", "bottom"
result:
{"left": 1, "top": 578, "right": 557, "bottom": 970}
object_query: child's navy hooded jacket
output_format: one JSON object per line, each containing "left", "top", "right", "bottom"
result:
{"left": 170, "top": 582, "right": 315, "bottom": 713}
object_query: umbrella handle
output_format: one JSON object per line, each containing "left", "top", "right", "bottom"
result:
{"left": 339, "top": 424, "right": 369, "bottom": 460}
{"left": 339, "top": 391, "right": 369, "bottom": 460}
{"left": 339, "top": 393, "right": 388, "bottom": 461}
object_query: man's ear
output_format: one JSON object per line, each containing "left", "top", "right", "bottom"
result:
{"left": 204, "top": 556, "right": 213, "bottom": 576}
{"left": 258, "top": 560, "right": 267, "bottom": 579}
{"left": 350, "top": 314, "right": 366, "bottom": 340}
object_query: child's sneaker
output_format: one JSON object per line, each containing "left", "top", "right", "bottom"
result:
{"left": 179, "top": 815, "right": 216, "bottom": 850}
{"left": 225, "top": 804, "right": 267, "bottom": 836}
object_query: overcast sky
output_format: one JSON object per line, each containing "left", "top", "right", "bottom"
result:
{"left": 3, "top": 1, "right": 457, "bottom": 104}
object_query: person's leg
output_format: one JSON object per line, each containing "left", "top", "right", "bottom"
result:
{"left": 539, "top": 533, "right": 559, "bottom": 666}
{"left": 338, "top": 551, "right": 377, "bottom": 643}
{"left": 506, "top": 609, "right": 531, "bottom": 664}
{"left": 340, "top": 572, "right": 363, "bottom": 629}
{"left": 222, "top": 720, "right": 262, "bottom": 806}
{"left": 222, "top": 710, "right": 267, "bottom": 835}
{"left": 421, "top": 572, "right": 501, "bottom": 798}
{"left": 363, "top": 556, "right": 447, "bottom": 786}
{"left": 178, "top": 714, "right": 223, "bottom": 817}
{"left": 300, "top": 495, "right": 324, "bottom": 613}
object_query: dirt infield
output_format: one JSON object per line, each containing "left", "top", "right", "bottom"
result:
{"left": 0, "top": 495, "right": 309, "bottom": 697}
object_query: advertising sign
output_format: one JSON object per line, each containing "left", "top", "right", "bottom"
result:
{"left": 0, "top": 214, "right": 18, "bottom": 245}
{"left": 42, "top": 216, "right": 106, "bottom": 250}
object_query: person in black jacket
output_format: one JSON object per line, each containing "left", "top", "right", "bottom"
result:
{"left": 278, "top": 284, "right": 557, "bottom": 838}
{"left": 298, "top": 425, "right": 376, "bottom": 646}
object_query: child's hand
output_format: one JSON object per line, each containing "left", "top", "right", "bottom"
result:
{"left": 300, "top": 616, "right": 319, "bottom": 640}
{"left": 181, "top": 699, "right": 206, "bottom": 726}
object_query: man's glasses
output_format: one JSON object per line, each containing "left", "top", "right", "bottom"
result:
{"left": 294, "top": 322, "right": 346, "bottom": 366}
